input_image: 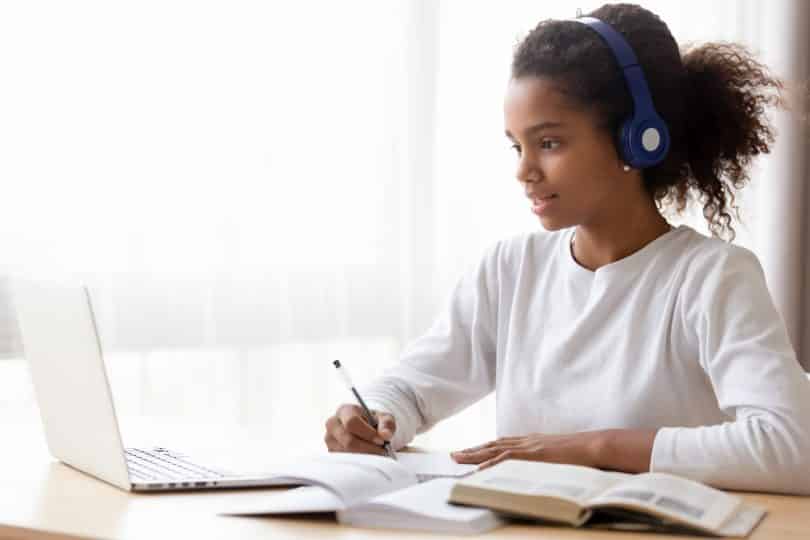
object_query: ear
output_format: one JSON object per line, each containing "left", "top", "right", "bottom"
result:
{"left": 609, "top": 123, "right": 628, "bottom": 169}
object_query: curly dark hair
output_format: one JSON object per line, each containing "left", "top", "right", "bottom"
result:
{"left": 511, "top": 3, "right": 785, "bottom": 242}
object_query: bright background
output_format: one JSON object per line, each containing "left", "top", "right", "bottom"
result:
{"left": 0, "top": 0, "right": 795, "bottom": 450}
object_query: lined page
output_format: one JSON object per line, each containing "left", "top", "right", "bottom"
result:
{"left": 338, "top": 478, "right": 505, "bottom": 534}
{"left": 395, "top": 452, "right": 477, "bottom": 480}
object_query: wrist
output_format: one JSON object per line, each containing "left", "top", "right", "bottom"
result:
{"left": 595, "top": 429, "right": 658, "bottom": 474}
{"left": 590, "top": 428, "right": 656, "bottom": 473}
{"left": 589, "top": 429, "right": 613, "bottom": 469}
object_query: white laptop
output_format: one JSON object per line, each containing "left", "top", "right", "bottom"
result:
{"left": 11, "top": 277, "right": 291, "bottom": 492}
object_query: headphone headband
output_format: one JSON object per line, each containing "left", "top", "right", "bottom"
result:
{"left": 575, "top": 17, "right": 639, "bottom": 68}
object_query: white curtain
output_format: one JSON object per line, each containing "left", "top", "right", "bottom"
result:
{"left": 0, "top": 0, "right": 424, "bottom": 347}
{"left": 0, "top": 0, "right": 442, "bottom": 438}
{"left": 0, "top": 1, "right": 805, "bottom": 448}
{"left": 752, "top": 0, "right": 810, "bottom": 371}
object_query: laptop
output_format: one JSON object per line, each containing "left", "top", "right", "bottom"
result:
{"left": 11, "top": 277, "right": 289, "bottom": 492}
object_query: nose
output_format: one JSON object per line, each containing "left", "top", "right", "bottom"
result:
{"left": 515, "top": 154, "right": 540, "bottom": 185}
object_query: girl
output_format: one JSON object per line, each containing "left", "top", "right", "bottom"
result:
{"left": 323, "top": 3, "right": 810, "bottom": 495}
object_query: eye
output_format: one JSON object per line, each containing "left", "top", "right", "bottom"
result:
{"left": 510, "top": 143, "right": 522, "bottom": 155}
{"left": 539, "top": 139, "right": 561, "bottom": 150}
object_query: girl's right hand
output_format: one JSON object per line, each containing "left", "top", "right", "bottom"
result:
{"left": 324, "top": 404, "right": 396, "bottom": 455}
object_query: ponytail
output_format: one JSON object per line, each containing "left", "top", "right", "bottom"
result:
{"left": 667, "top": 43, "right": 784, "bottom": 241}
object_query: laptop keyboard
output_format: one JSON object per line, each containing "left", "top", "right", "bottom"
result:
{"left": 125, "top": 447, "right": 231, "bottom": 482}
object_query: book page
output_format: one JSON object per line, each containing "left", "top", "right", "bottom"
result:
{"left": 587, "top": 472, "right": 740, "bottom": 532}
{"left": 716, "top": 504, "right": 767, "bottom": 537}
{"left": 458, "top": 460, "right": 631, "bottom": 505}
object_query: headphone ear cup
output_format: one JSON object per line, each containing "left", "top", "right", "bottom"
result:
{"left": 621, "top": 117, "right": 670, "bottom": 169}
{"left": 643, "top": 118, "right": 670, "bottom": 165}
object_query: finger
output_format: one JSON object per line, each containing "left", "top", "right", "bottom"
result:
{"left": 458, "top": 437, "right": 525, "bottom": 454}
{"left": 344, "top": 415, "right": 384, "bottom": 445}
{"left": 337, "top": 405, "right": 383, "bottom": 444}
{"left": 376, "top": 413, "right": 396, "bottom": 440}
{"left": 336, "top": 403, "right": 364, "bottom": 426}
{"left": 495, "top": 436, "right": 526, "bottom": 444}
{"left": 326, "top": 415, "right": 346, "bottom": 450}
{"left": 324, "top": 434, "right": 340, "bottom": 452}
{"left": 454, "top": 438, "right": 522, "bottom": 456}
{"left": 478, "top": 450, "right": 533, "bottom": 470}
{"left": 451, "top": 446, "right": 503, "bottom": 464}
{"left": 455, "top": 440, "right": 498, "bottom": 454}
{"left": 325, "top": 415, "right": 341, "bottom": 438}
{"left": 332, "top": 424, "right": 387, "bottom": 455}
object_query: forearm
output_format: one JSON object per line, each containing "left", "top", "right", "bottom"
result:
{"left": 593, "top": 428, "right": 657, "bottom": 474}
{"left": 651, "top": 419, "right": 810, "bottom": 494}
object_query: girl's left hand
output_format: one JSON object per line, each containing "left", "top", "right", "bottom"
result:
{"left": 451, "top": 431, "right": 604, "bottom": 470}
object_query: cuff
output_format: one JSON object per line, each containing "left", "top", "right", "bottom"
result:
{"left": 362, "top": 385, "right": 422, "bottom": 451}
{"left": 650, "top": 426, "right": 724, "bottom": 484}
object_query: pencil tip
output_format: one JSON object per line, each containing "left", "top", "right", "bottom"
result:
{"left": 332, "top": 360, "right": 341, "bottom": 368}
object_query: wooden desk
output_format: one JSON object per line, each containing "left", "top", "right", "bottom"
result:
{"left": 1, "top": 417, "right": 808, "bottom": 540}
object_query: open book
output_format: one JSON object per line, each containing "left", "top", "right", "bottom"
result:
{"left": 449, "top": 460, "right": 766, "bottom": 537}
{"left": 221, "top": 452, "right": 504, "bottom": 534}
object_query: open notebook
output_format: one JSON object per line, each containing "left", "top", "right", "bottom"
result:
{"left": 221, "top": 452, "right": 504, "bottom": 534}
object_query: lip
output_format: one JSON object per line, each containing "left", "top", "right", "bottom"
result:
{"left": 526, "top": 192, "right": 557, "bottom": 201}
{"left": 530, "top": 194, "right": 558, "bottom": 216}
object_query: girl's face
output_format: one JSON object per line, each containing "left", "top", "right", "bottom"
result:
{"left": 504, "top": 76, "right": 631, "bottom": 231}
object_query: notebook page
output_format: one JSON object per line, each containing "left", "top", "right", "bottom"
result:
{"left": 219, "top": 454, "right": 419, "bottom": 515}
{"left": 338, "top": 478, "right": 505, "bottom": 534}
{"left": 395, "top": 452, "right": 478, "bottom": 480}
{"left": 283, "top": 453, "right": 417, "bottom": 504}
{"left": 222, "top": 485, "right": 346, "bottom": 515}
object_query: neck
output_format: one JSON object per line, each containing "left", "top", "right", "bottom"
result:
{"left": 571, "top": 201, "right": 671, "bottom": 271}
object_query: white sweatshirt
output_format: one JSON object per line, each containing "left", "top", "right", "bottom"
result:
{"left": 363, "top": 225, "right": 810, "bottom": 495}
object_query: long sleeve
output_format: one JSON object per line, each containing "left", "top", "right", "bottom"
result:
{"left": 362, "top": 242, "right": 501, "bottom": 451}
{"left": 651, "top": 246, "right": 810, "bottom": 494}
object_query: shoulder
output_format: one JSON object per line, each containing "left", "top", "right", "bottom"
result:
{"left": 674, "top": 226, "right": 763, "bottom": 285}
{"left": 672, "top": 227, "right": 769, "bottom": 319}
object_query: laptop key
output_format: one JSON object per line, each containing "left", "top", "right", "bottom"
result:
{"left": 125, "top": 448, "right": 229, "bottom": 481}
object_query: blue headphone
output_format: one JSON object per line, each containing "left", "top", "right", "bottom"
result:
{"left": 573, "top": 17, "right": 670, "bottom": 169}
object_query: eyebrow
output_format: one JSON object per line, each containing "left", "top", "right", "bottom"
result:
{"left": 505, "top": 121, "right": 564, "bottom": 139}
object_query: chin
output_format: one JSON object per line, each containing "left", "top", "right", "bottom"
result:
{"left": 537, "top": 217, "right": 572, "bottom": 232}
